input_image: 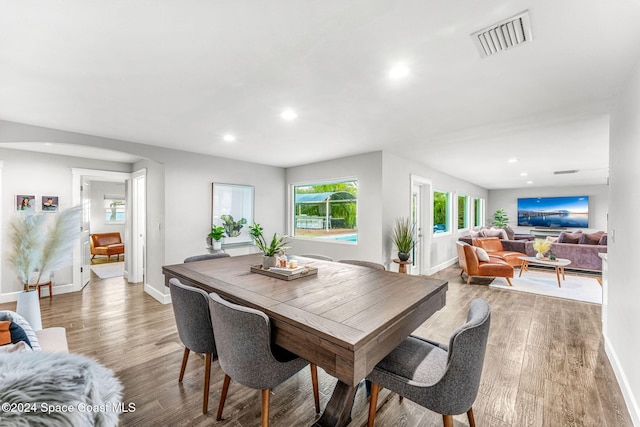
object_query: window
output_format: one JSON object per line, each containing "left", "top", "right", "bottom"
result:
{"left": 292, "top": 180, "right": 358, "bottom": 243}
{"left": 433, "top": 190, "right": 450, "bottom": 234}
{"left": 104, "top": 196, "right": 125, "bottom": 224}
{"left": 473, "top": 198, "right": 484, "bottom": 227}
{"left": 458, "top": 195, "right": 468, "bottom": 230}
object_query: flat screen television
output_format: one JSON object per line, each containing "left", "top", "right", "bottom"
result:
{"left": 517, "top": 196, "right": 589, "bottom": 228}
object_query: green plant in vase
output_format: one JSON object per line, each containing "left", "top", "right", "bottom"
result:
{"left": 208, "top": 225, "right": 225, "bottom": 250}
{"left": 492, "top": 208, "right": 509, "bottom": 227}
{"left": 249, "top": 222, "right": 290, "bottom": 268}
{"left": 392, "top": 217, "right": 415, "bottom": 262}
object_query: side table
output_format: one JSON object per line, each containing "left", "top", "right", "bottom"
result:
{"left": 392, "top": 259, "right": 412, "bottom": 274}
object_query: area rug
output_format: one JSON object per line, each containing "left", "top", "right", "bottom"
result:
{"left": 489, "top": 270, "right": 602, "bottom": 304}
{"left": 90, "top": 262, "right": 124, "bottom": 279}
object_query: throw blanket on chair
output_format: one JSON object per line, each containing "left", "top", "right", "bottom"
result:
{"left": 0, "top": 352, "right": 123, "bottom": 426}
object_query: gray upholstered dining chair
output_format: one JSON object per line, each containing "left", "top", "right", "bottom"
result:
{"left": 183, "top": 253, "right": 230, "bottom": 263}
{"left": 337, "top": 259, "right": 386, "bottom": 271}
{"left": 367, "top": 298, "right": 491, "bottom": 427}
{"left": 168, "top": 278, "right": 218, "bottom": 414}
{"left": 299, "top": 254, "right": 334, "bottom": 261}
{"left": 208, "top": 292, "right": 320, "bottom": 427}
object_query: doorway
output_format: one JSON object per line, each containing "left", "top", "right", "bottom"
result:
{"left": 72, "top": 168, "right": 146, "bottom": 291}
{"left": 410, "top": 175, "right": 433, "bottom": 275}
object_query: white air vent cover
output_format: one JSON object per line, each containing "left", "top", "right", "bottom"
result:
{"left": 472, "top": 10, "right": 532, "bottom": 58}
{"left": 553, "top": 169, "right": 579, "bottom": 175}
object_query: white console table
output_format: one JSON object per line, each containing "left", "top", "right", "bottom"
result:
{"left": 530, "top": 228, "right": 565, "bottom": 238}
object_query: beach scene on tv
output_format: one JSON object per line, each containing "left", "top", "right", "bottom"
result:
{"left": 517, "top": 196, "right": 589, "bottom": 228}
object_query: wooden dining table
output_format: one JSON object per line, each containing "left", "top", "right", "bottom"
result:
{"left": 162, "top": 254, "right": 448, "bottom": 427}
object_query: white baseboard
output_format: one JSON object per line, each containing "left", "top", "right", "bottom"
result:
{"left": 144, "top": 282, "right": 171, "bottom": 304}
{"left": 604, "top": 334, "right": 640, "bottom": 426}
{"left": 0, "top": 283, "right": 74, "bottom": 303}
{"left": 426, "top": 257, "right": 458, "bottom": 276}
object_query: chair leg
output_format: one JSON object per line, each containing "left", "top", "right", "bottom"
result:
{"left": 261, "top": 389, "right": 270, "bottom": 427}
{"left": 202, "top": 353, "right": 212, "bottom": 414}
{"left": 216, "top": 374, "right": 231, "bottom": 421}
{"left": 443, "top": 414, "right": 454, "bottom": 427}
{"left": 367, "top": 382, "right": 380, "bottom": 427}
{"left": 467, "top": 407, "right": 476, "bottom": 427}
{"left": 179, "top": 347, "right": 190, "bottom": 382}
{"left": 467, "top": 275, "right": 473, "bottom": 284}
{"left": 310, "top": 364, "right": 320, "bottom": 414}
{"left": 506, "top": 277, "right": 513, "bottom": 286}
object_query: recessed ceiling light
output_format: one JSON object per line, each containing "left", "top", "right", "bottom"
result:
{"left": 520, "top": 172, "right": 528, "bottom": 176}
{"left": 508, "top": 158, "right": 518, "bottom": 163}
{"left": 280, "top": 109, "right": 298, "bottom": 121}
{"left": 44, "top": 142, "right": 54, "bottom": 146}
{"left": 223, "top": 134, "right": 236, "bottom": 142}
{"left": 527, "top": 181, "right": 533, "bottom": 185}
{"left": 388, "top": 63, "right": 410, "bottom": 79}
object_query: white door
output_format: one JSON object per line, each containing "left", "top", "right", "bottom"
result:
{"left": 128, "top": 169, "right": 146, "bottom": 283}
{"left": 80, "top": 178, "right": 91, "bottom": 287}
{"left": 410, "top": 175, "right": 432, "bottom": 275}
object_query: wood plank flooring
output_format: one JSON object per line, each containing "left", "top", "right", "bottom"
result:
{"left": 0, "top": 265, "right": 632, "bottom": 426}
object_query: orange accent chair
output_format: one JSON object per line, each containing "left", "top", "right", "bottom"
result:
{"left": 472, "top": 237, "right": 525, "bottom": 267}
{"left": 456, "top": 241, "right": 514, "bottom": 286}
{"left": 90, "top": 232, "right": 125, "bottom": 262}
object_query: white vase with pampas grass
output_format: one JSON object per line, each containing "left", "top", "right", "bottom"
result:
{"left": 7, "top": 206, "right": 82, "bottom": 328}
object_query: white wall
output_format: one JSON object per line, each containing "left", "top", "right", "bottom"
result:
{"left": 89, "top": 180, "right": 125, "bottom": 236}
{"left": 488, "top": 184, "right": 608, "bottom": 234}
{"left": 0, "top": 120, "right": 286, "bottom": 302}
{"left": 607, "top": 60, "right": 640, "bottom": 425}
{"left": 382, "top": 152, "right": 488, "bottom": 273}
{"left": 0, "top": 148, "right": 132, "bottom": 300}
{"left": 285, "top": 152, "right": 384, "bottom": 263}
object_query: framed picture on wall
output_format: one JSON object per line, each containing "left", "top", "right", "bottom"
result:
{"left": 42, "top": 196, "right": 59, "bottom": 212}
{"left": 212, "top": 183, "right": 254, "bottom": 244}
{"left": 16, "top": 195, "right": 36, "bottom": 211}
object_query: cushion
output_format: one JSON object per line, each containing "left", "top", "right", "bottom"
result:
{"left": 10, "top": 322, "right": 31, "bottom": 347}
{"left": 599, "top": 234, "right": 608, "bottom": 246}
{"left": 0, "top": 321, "right": 10, "bottom": 346}
{"left": 502, "top": 225, "right": 515, "bottom": 240}
{"left": 557, "top": 231, "right": 583, "bottom": 244}
{"left": 482, "top": 228, "right": 508, "bottom": 240}
{"left": 579, "top": 232, "right": 602, "bottom": 245}
{"left": 469, "top": 229, "right": 481, "bottom": 238}
{"left": 0, "top": 311, "right": 40, "bottom": 351}
{"left": 546, "top": 235, "right": 559, "bottom": 243}
{"left": 474, "top": 247, "right": 491, "bottom": 262}
{"left": 0, "top": 341, "right": 33, "bottom": 354}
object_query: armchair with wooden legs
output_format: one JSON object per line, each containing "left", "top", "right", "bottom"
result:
{"left": 456, "top": 241, "right": 514, "bottom": 286}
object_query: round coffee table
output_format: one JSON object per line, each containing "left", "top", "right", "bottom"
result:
{"left": 518, "top": 256, "right": 571, "bottom": 287}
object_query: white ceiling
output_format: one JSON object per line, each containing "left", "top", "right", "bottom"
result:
{"left": 1, "top": 1, "right": 639, "bottom": 189}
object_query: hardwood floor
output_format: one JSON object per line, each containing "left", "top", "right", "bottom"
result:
{"left": 0, "top": 265, "right": 632, "bottom": 426}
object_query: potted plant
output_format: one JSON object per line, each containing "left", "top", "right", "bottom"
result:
{"left": 392, "top": 217, "right": 415, "bottom": 262}
{"left": 492, "top": 208, "right": 509, "bottom": 227}
{"left": 208, "top": 225, "right": 225, "bottom": 250}
{"left": 249, "top": 222, "right": 290, "bottom": 268}
{"left": 7, "top": 206, "right": 82, "bottom": 328}
{"left": 533, "top": 238, "right": 552, "bottom": 259}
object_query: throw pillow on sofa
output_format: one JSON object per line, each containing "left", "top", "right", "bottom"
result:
{"left": 557, "top": 230, "right": 583, "bottom": 244}
{"left": 599, "top": 233, "right": 608, "bottom": 246}
{"left": 474, "top": 247, "right": 491, "bottom": 262}
{"left": 579, "top": 232, "right": 604, "bottom": 245}
{"left": 0, "top": 311, "right": 40, "bottom": 351}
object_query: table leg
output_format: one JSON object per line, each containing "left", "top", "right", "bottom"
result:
{"left": 313, "top": 380, "right": 357, "bottom": 427}
{"left": 519, "top": 260, "right": 527, "bottom": 277}
{"left": 555, "top": 266, "right": 562, "bottom": 288}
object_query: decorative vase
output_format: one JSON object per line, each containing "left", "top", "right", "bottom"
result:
{"left": 398, "top": 252, "right": 410, "bottom": 262}
{"left": 535, "top": 252, "right": 544, "bottom": 259}
{"left": 262, "top": 255, "right": 277, "bottom": 269}
{"left": 212, "top": 240, "right": 222, "bottom": 251}
{"left": 16, "top": 290, "right": 42, "bottom": 331}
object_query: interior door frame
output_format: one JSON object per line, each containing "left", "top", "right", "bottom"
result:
{"left": 129, "top": 169, "right": 146, "bottom": 283}
{"left": 71, "top": 168, "right": 139, "bottom": 291}
{"left": 410, "top": 174, "right": 433, "bottom": 275}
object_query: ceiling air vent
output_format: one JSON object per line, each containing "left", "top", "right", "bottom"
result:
{"left": 472, "top": 10, "right": 532, "bottom": 58}
{"left": 553, "top": 170, "right": 579, "bottom": 175}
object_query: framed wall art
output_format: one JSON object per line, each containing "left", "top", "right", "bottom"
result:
{"left": 16, "top": 195, "right": 36, "bottom": 211}
{"left": 212, "top": 183, "right": 254, "bottom": 244}
{"left": 42, "top": 196, "right": 59, "bottom": 212}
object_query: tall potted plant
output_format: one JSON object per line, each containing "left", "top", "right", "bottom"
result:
{"left": 392, "top": 217, "right": 415, "bottom": 262}
{"left": 248, "top": 223, "right": 290, "bottom": 268}
{"left": 492, "top": 208, "right": 509, "bottom": 227}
